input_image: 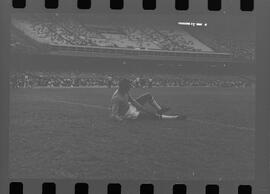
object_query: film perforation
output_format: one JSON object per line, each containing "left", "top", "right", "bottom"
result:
{"left": 75, "top": 183, "right": 89, "bottom": 194}
{"left": 143, "top": 0, "right": 156, "bottom": 10}
{"left": 173, "top": 184, "right": 187, "bottom": 194}
{"left": 12, "top": 0, "right": 26, "bottom": 8}
{"left": 110, "top": 0, "right": 124, "bottom": 10}
{"left": 45, "top": 0, "right": 59, "bottom": 9}
{"left": 208, "top": 0, "right": 222, "bottom": 11}
{"left": 140, "top": 184, "right": 154, "bottom": 194}
{"left": 42, "top": 182, "right": 56, "bottom": 194}
{"left": 241, "top": 0, "right": 254, "bottom": 11}
{"left": 8, "top": 182, "right": 254, "bottom": 194}
{"left": 205, "top": 185, "right": 219, "bottom": 194}
{"left": 238, "top": 185, "right": 252, "bottom": 194}
{"left": 175, "top": 0, "right": 189, "bottom": 11}
{"left": 107, "top": 183, "right": 121, "bottom": 194}
{"left": 77, "top": 0, "right": 91, "bottom": 9}
{"left": 11, "top": 0, "right": 255, "bottom": 11}
{"left": 9, "top": 182, "right": 23, "bottom": 194}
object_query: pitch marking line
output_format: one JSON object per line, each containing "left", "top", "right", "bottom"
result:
{"left": 47, "top": 99, "right": 255, "bottom": 132}
{"left": 48, "top": 99, "right": 110, "bottom": 110}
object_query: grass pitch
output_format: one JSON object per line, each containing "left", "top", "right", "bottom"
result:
{"left": 10, "top": 87, "right": 255, "bottom": 180}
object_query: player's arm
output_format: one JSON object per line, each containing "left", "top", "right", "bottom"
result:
{"left": 111, "top": 99, "right": 123, "bottom": 121}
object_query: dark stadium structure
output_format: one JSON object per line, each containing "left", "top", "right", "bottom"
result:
{"left": 11, "top": 13, "right": 255, "bottom": 63}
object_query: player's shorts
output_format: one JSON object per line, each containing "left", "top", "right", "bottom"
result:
{"left": 124, "top": 103, "right": 161, "bottom": 120}
{"left": 124, "top": 103, "right": 140, "bottom": 120}
{"left": 137, "top": 112, "right": 161, "bottom": 120}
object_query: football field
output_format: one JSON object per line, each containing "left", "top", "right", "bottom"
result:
{"left": 9, "top": 87, "right": 255, "bottom": 180}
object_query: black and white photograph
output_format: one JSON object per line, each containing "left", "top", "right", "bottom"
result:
{"left": 9, "top": 11, "right": 255, "bottom": 180}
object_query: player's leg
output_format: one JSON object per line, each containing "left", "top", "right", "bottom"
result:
{"left": 137, "top": 112, "right": 161, "bottom": 120}
{"left": 136, "top": 93, "right": 170, "bottom": 114}
{"left": 161, "top": 115, "right": 181, "bottom": 119}
{"left": 137, "top": 112, "right": 184, "bottom": 120}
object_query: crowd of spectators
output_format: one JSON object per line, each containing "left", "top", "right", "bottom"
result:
{"left": 10, "top": 72, "right": 254, "bottom": 89}
{"left": 12, "top": 15, "right": 212, "bottom": 52}
{"left": 12, "top": 14, "right": 255, "bottom": 61}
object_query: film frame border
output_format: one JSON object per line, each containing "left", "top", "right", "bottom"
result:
{"left": 1, "top": 0, "right": 269, "bottom": 194}
{"left": 7, "top": 180, "right": 255, "bottom": 194}
{"left": 11, "top": 0, "right": 254, "bottom": 11}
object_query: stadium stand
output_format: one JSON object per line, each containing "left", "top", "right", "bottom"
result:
{"left": 11, "top": 14, "right": 255, "bottom": 62}
{"left": 11, "top": 14, "right": 213, "bottom": 52}
{"left": 188, "top": 27, "right": 255, "bottom": 61}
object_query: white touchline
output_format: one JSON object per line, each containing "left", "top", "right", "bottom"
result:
{"left": 46, "top": 99, "right": 255, "bottom": 132}
{"left": 47, "top": 99, "right": 110, "bottom": 110}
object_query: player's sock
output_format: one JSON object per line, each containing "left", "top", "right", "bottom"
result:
{"left": 151, "top": 98, "right": 162, "bottom": 111}
{"left": 161, "top": 115, "right": 179, "bottom": 120}
{"left": 177, "top": 114, "right": 187, "bottom": 120}
{"left": 157, "top": 106, "right": 170, "bottom": 115}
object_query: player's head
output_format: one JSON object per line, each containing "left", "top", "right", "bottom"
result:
{"left": 118, "top": 78, "right": 132, "bottom": 93}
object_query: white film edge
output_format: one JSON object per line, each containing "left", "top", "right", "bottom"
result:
{"left": 0, "top": 0, "right": 269, "bottom": 194}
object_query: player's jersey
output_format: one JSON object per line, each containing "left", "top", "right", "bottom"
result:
{"left": 111, "top": 90, "right": 140, "bottom": 119}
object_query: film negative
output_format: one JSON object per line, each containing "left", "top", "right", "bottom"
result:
{"left": 0, "top": 0, "right": 269, "bottom": 194}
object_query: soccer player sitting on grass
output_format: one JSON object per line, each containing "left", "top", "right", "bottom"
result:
{"left": 111, "top": 78, "right": 187, "bottom": 121}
